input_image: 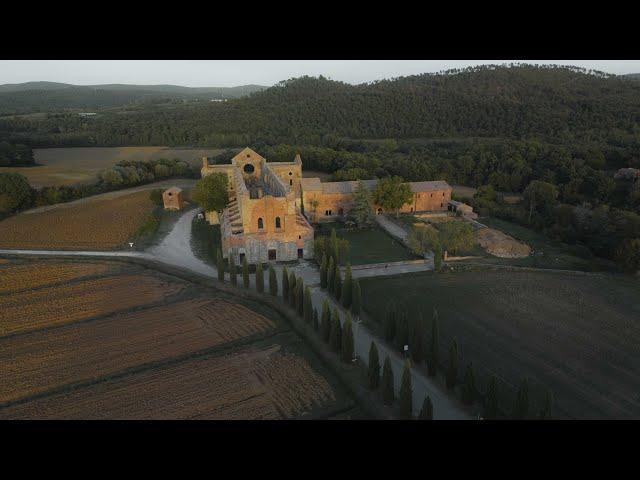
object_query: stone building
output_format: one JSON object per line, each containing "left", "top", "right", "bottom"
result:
{"left": 202, "top": 147, "right": 452, "bottom": 264}
{"left": 162, "top": 187, "right": 185, "bottom": 210}
{"left": 201, "top": 148, "right": 313, "bottom": 264}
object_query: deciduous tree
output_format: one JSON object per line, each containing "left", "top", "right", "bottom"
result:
{"left": 372, "top": 176, "right": 412, "bottom": 217}
{"left": 192, "top": 172, "right": 229, "bottom": 212}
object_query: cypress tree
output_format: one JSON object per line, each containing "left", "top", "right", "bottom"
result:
{"left": 384, "top": 303, "right": 396, "bottom": 342}
{"left": 269, "top": 264, "right": 278, "bottom": 296}
{"left": 330, "top": 228, "right": 339, "bottom": 264}
{"left": 288, "top": 272, "right": 297, "bottom": 308}
{"left": 229, "top": 255, "right": 237, "bottom": 286}
{"left": 484, "top": 375, "right": 499, "bottom": 419}
{"left": 434, "top": 242, "right": 442, "bottom": 272}
{"left": 418, "top": 396, "right": 434, "bottom": 420}
{"left": 539, "top": 389, "right": 553, "bottom": 420}
{"left": 327, "top": 256, "right": 335, "bottom": 294}
{"left": 255, "top": 263, "right": 264, "bottom": 293}
{"left": 313, "top": 307, "right": 319, "bottom": 331}
{"left": 399, "top": 360, "right": 413, "bottom": 419}
{"left": 242, "top": 257, "right": 250, "bottom": 289}
{"left": 513, "top": 378, "right": 529, "bottom": 419}
{"left": 282, "top": 266, "right": 289, "bottom": 302}
{"left": 320, "top": 300, "right": 331, "bottom": 343}
{"left": 351, "top": 279, "right": 361, "bottom": 317}
{"left": 341, "top": 263, "right": 353, "bottom": 308}
{"left": 341, "top": 313, "right": 354, "bottom": 363}
{"left": 216, "top": 249, "right": 225, "bottom": 282}
{"left": 368, "top": 341, "right": 380, "bottom": 390}
{"left": 303, "top": 286, "right": 313, "bottom": 324}
{"left": 446, "top": 340, "right": 458, "bottom": 390}
{"left": 334, "top": 263, "right": 342, "bottom": 301}
{"left": 329, "top": 308, "right": 342, "bottom": 353}
{"left": 382, "top": 356, "right": 394, "bottom": 406}
{"left": 320, "top": 253, "right": 328, "bottom": 289}
{"left": 462, "top": 363, "right": 476, "bottom": 405}
{"left": 295, "top": 278, "right": 304, "bottom": 316}
{"left": 428, "top": 308, "right": 439, "bottom": 377}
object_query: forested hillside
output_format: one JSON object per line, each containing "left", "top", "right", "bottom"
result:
{"left": 2, "top": 64, "right": 638, "bottom": 147}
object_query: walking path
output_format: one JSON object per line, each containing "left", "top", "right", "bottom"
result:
{"left": 0, "top": 208, "right": 468, "bottom": 420}
{"left": 375, "top": 214, "right": 409, "bottom": 243}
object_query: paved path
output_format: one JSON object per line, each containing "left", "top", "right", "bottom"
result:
{"left": 375, "top": 214, "right": 410, "bottom": 242}
{"left": 0, "top": 209, "right": 469, "bottom": 420}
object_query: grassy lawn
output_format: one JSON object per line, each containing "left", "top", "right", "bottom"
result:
{"left": 359, "top": 269, "right": 640, "bottom": 419}
{"left": 316, "top": 222, "right": 417, "bottom": 265}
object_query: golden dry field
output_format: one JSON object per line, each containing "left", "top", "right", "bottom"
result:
{"left": 0, "top": 190, "right": 155, "bottom": 250}
{"left": 0, "top": 259, "right": 354, "bottom": 419}
{"left": 1, "top": 147, "right": 229, "bottom": 187}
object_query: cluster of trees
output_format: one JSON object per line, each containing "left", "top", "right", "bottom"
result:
{"left": 0, "top": 157, "right": 196, "bottom": 217}
{"left": 98, "top": 158, "right": 194, "bottom": 188}
{"left": 407, "top": 220, "right": 474, "bottom": 266}
{"left": 0, "top": 141, "right": 34, "bottom": 166}
{"left": 473, "top": 181, "right": 640, "bottom": 271}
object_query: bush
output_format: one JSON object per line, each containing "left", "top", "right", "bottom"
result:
{"left": 149, "top": 189, "right": 163, "bottom": 206}
{"left": 0, "top": 172, "right": 33, "bottom": 214}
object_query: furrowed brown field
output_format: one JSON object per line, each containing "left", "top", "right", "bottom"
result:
{"left": 0, "top": 260, "right": 114, "bottom": 293}
{"left": 0, "top": 344, "right": 340, "bottom": 420}
{"left": 0, "top": 191, "right": 155, "bottom": 250}
{"left": 0, "top": 272, "right": 185, "bottom": 336}
{"left": 0, "top": 259, "right": 355, "bottom": 419}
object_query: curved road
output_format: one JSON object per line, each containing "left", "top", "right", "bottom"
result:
{"left": 0, "top": 208, "right": 469, "bottom": 420}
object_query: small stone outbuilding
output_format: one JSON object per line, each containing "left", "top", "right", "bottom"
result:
{"left": 162, "top": 187, "right": 185, "bottom": 210}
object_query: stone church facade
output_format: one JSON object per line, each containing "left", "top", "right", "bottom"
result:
{"left": 202, "top": 147, "right": 452, "bottom": 264}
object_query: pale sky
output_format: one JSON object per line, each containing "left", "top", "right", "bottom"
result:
{"left": 1, "top": 60, "right": 639, "bottom": 87}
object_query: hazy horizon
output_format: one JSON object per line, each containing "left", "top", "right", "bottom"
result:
{"left": 1, "top": 60, "right": 640, "bottom": 88}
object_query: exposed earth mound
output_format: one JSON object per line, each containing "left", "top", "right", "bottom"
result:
{"left": 476, "top": 227, "right": 531, "bottom": 258}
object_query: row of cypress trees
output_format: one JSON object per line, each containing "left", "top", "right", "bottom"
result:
{"left": 319, "top": 252, "right": 362, "bottom": 317}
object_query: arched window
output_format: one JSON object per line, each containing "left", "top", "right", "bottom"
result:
{"left": 275, "top": 217, "right": 281, "bottom": 229}
{"left": 258, "top": 218, "right": 264, "bottom": 229}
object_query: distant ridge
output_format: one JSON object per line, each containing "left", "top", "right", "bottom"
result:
{"left": 0, "top": 81, "right": 267, "bottom": 96}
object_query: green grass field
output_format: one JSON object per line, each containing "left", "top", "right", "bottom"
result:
{"left": 360, "top": 269, "right": 640, "bottom": 419}
{"left": 316, "top": 222, "right": 417, "bottom": 265}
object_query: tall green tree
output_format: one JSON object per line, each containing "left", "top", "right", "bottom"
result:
{"left": 303, "top": 285, "right": 312, "bottom": 323}
{"left": 288, "top": 272, "right": 297, "bottom": 308}
{"left": 382, "top": 356, "right": 395, "bottom": 406}
{"left": 368, "top": 342, "right": 380, "bottom": 390}
{"left": 399, "top": 360, "right": 413, "bottom": 419}
{"left": 269, "top": 264, "right": 278, "bottom": 296}
{"left": 523, "top": 180, "right": 559, "bottom": 222}
{"left": 341, "top": 263, "right": 353, "bottom": 308}
{"left": 409, "top": 313, "right": 426, "bottom": 364}
{"left": 462, "top": 363, "right": 476, "bottom": 405}
{"left": 192, "top": 172, "right": 229, "bottom": 212}
{"left": 513, "top": 378, "right": 530, "bottom": 419}
{"left": 484, "top": 375, "right": 499, "bottom": 419}
{"left": 255, "top": 262, "right": 264, "bottom": 293}
{"left": 334, "top": 263, "right": 342, "bottom": 301}
{"left": 216, "top": 249, "right": 225, "bottom": 283}
{"left": 329, "top": 308, "right": 342, "bottom": 353}
{"left": 428, "top": 308, "right": 439, "bottom": 377}
{"left": 446, "top": 340, "right": 458, "bottom": 390}
{"left": 327, "top": 256, "right": 335, "bottom": 294}
{"left": 242, "top": 257, "right": 250, "bottom": 289}
{"left": 351, "top": 180, "right": 375, "bottom": 227}
{"left": 320, "top": 253, "right": 328, "bottom": 289}
{"left": 282, "top": 266, "right": 289, "bottom": 302}
{"left": 0, "top": 172, "right": 33, "bottom": 214}
{"left": 394, "top": 308, "right": 409, "bottom": 352}
{"left": 341, "top": 313, "right": 354, "bottom": 363}
{"left": 313, "top": 307, "right": 319, "bottom": 331}
{"left": 351, "top": 279, "right": 362, "bottom": 317}
{"left": 418, "top": 396, "right": 434, "bottom": 420}
{"left": 320, "top": 299, "right": 331, "bottom": 343}
{"left": 295, "top": 278, "right": 304, "bottom": 316}
{"left": 372, "top": 176, "right": 412, "bottom": 217}
{"left": 433, "top": 242, "right": 443, "bottom": 272}
{"left": 229, "top": 255, "right": 237, "bottom": 286}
